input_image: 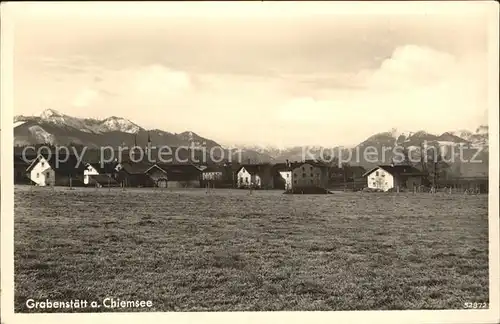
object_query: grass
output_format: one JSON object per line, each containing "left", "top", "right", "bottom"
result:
{"left": 14, "top": 185, "right": 489, "bottom": 312}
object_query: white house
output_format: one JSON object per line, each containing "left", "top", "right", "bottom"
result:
{"left": 237, "top": 166, "right": 262, "bottom": 188}
{"left": 363, "top": 165, "right": 425, "bottom": 192}
{"left": 84, "top": 163, "right": 100, "bottom": 185}
{"left": 26, "top": 155, "right": 55, "bottom": 186}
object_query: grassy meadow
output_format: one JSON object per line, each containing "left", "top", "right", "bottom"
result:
{"left": 14, "top": 186, "right": 489, "bottom": 312}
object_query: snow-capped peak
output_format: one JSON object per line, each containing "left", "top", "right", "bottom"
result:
{"left": 100, "top": 116, "right": 141, "bottom": 134}
{"left": 40, "top": 109, "right": 63, "bottom": 119}
{"left": 389, "top": 128, "right": 413, "bottom": 139}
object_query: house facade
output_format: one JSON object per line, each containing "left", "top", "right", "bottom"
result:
{"left": 274, "top": 161, "right": 329, "bottom": 192}
{"left": 291, "top": 163, "right": 325, "bottom": 188}
{"left": 26, "top": 155, "right": 55, "bottom": 186}
{"left": 363, "top": 165, "right": 425, "bottom": 192}
{"left": 202, "top": 166, "right": 224, "bottom": 181}
{"left": 84, "top": 164, "right": 100, "bottom": 185}
{"left": 236, "top": 164, "right": 273, "bottom": 189}
{"left": 145, "top": 164, "right": 169, "bottom": 188}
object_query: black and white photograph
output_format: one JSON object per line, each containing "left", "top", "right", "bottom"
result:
{"left": 1, "top": 1, "right": 499, "bottom": 324}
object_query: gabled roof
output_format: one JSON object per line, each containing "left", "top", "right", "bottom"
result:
{"left": 86, "top": 162, "right": 119, "bottom": 174}
{"left": 26, "top": 154, "right": 86, "bottom": 175}
{"left": 120, "top": 162, "right": 155, "bottom": 174}
{"left": 157, "top": 163, "right": 202, "bottom": 175}
{"left": 362, "top": 164, "right": 426, "bottom": 177}
{"left": 144, "top": 164, "right": 168, "bottom": 175}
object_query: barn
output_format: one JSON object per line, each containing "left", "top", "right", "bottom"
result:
{"left": 144, "top": 164, "right": 169, "bottom": 188}
{"left": 116, "top": 162, "right": 157, "bottom": 188}
{"left": 157, "top": 163, "right": 202, "bottom": 188}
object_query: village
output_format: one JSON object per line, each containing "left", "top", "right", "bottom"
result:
{"left": 13, "top": 134, "right": 488, "bottom": 194}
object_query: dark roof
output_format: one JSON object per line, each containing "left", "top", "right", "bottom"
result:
{"left": 273, "top": 161, "right": 329, "bottom": 172}
{"left": 156, "top": 163, "right": 201, "bottom": 181}
{"left": 87, "top": 162, "right": 119, "bottom": 174}
{"left": 119, "top": 162, "right": 155, "bottom": 174}
{"left": 145, "top": 164, "right": 168, "bottom": 175}
{"left": 363, "top": 165, "right": 426, "bottom": 177}
{"left": 26, "top": 154, "right": 86, "bottom": 175}
{"left": 157, "top": 163, "right": 201, "bottom": 174}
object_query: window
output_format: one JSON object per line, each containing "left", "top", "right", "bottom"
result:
{"left": 310, "top": 173, "right": 313, "bottom": 177}
{"left": 310, "top": 166, "right": 313, "bottom": 171}
{"left": 41, "top": 162, "right": 45, "bottom": 167}
{"left": 381, "top": 173, "right": 385, "bottom": 177}
{"left": 294, "top": 173, "right": 297, "bottom": 178}
{"left": 302, "top": 173, "right": 306, "bottom": 178}
{"left": 385, "top": 182, "right": 387, "bottom": 185}
{"left": 294, "top": 180, "right": 297, "bottom": 184}
{"left": 245, "top": 177, "right": 249, "bottom": 183}
{"left": 375, "top": 171, "right": 379, "bottom": 176}
{"left": 302, "top": 167, "right": 305, "bottom": 171}
{"left": 46, "top": 173, "right": 50, "bottom": 179}
{"left": 36, "top": 173, "right": 40, "bottom": 178}
{"left": 286, "top": 174, "right": 289, "bottom": 178}
{"left": 372, "top": 182, "right": 376, "bottom": 186}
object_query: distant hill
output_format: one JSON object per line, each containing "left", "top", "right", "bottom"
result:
{"left": 14, "top": 109, "right": 221, "bottom": 149}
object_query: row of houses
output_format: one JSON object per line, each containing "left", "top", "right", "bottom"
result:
{"left": 15, "top": 154, "right": 203, "bottom": 189}
{"left": 13, "top": 152, "right": 336, "bottom": 191}
{"left": 14, "top": 151, "right": 486, "bottom": 192}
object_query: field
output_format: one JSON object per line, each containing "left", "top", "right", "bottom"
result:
{"left": 14, "top": 185, "right": 489, "bottom": 312}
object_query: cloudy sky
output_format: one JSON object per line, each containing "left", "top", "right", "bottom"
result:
{"left": 10, "top": 2, "right": 494, "bottom": 147}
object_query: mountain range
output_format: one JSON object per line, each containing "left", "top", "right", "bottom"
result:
{"left": 14, "top": 109, "right": 489, "bottom": 176}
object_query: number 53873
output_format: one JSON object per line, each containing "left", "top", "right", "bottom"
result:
{"left": 463, "top": 302, "right": 488, "bottom": 309}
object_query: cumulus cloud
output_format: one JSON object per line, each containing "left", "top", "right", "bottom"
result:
{"left": 364, "top": 45, "right": 458, "bottom": 89}
{"left": 271, "top": 44, "right": 488, "bottom": 145}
